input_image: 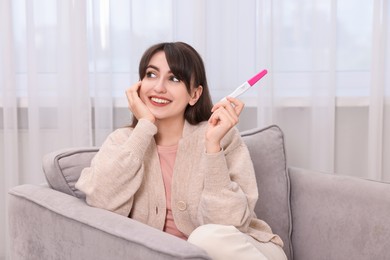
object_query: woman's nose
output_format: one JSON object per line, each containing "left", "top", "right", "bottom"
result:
{"left": 153, "top": 78, "right": 167, "bottom": 93}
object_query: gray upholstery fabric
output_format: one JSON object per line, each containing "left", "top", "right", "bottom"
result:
{"left": 289, "top": 167, "right": 390, "bottom": 260}
{"left": 241, "top": 125, "right": 292, "bottom": 259}
{"left": 42, "top": 147, "right": 99, "bottom": 199}
{"left": 8, "top": 184, "right": 211, "bottom": 260}
{"left": 11, "top": 125, "right": 390, "bottom": 259}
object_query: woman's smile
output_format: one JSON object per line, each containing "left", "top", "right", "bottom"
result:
{"left": 150, "top": 96, "right": 172, "bottom": 106}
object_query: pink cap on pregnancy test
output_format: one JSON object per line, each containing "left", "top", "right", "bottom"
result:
{"left": 248, "top": 69, "right": 268, "bottom": 86}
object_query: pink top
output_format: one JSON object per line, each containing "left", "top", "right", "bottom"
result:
{"left": 157, "top": 144, "right": 188, "bottom": 240}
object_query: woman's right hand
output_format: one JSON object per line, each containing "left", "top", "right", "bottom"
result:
{"left": 125, "top": 81, "right": 155, "bottom": 123}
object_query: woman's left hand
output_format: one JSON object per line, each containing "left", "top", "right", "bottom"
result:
{"left": 205, "top": 97, "right": 244, "bottom": 153}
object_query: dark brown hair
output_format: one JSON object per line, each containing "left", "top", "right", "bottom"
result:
{"left": 130, "top": 42, "right": 213, "bottom": 127}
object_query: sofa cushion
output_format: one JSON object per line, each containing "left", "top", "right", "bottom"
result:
{"left": 43, "top": 147, "right": 99, "bottom": 199}
{"left": 241, "top": 125, "right": 292, "bottom": 260}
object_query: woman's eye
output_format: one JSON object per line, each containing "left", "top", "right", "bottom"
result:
{"left": 146, "top": 72, "right": 157, "bottom": 78}
{"left": 171, "top": 76, "right": 180, "bottom": 82}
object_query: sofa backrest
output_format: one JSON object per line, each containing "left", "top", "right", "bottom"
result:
{"left": 241, "top": 125, "right": 292, "bottom": 259}
{"left": 42, "top": 125, "right": 292, "bottom": 260}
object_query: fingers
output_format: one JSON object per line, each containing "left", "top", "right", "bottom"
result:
{"left": 206, "top": 98, "right": 244, "bottom": 151}
{"left": 226, "top": 97, "right": 244, "bottom": 116}
{"left": 126, "top": 81, "right": 142, "bottom": 105}
{"left": 211, "top": 97, "right": 244, "bottom": 120}
{"left": 209, "top": 100, "right": 241, "bottom": 130}
{"left": 125, "top": 81, "right": 155, "bottom": 123}
{"left": 209, "top": 106, "right": 238, "bottom": 127}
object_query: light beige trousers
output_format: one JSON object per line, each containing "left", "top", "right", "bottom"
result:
{"left": 187, "top": 224, "right": 287, "bottom": 260}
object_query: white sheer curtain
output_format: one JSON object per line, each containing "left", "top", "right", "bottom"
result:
{"left": 1, "top": 1, "right": 92, "bottom": 259}
{"left": 259, "top": 0, "right": 389, "bottom": 181}
{"left": 1, "top": 0, "right": 389, "bottom": 259}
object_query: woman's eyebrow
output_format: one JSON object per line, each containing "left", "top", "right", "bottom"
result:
{"left": 146, "top": 65, "right": 159, "bottom": 71}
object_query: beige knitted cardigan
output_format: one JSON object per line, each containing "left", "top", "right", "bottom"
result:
{"left": 76, "top": 119, "right": 283, "bottom": 247}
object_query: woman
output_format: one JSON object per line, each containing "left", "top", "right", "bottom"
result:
{"left": 76, "top": 42, "right": 287, "bottom": 260}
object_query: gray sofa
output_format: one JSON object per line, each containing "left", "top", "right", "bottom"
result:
{"left": 8, "top": 125, "right": 390, "bottom": 260}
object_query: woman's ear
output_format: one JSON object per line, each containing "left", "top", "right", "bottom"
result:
{"left": 189, "top": 85, "right": 203, "bottom": 106}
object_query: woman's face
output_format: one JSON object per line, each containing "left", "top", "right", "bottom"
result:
{"left": 139, "top": 51, "right": 201, "bottom": 123}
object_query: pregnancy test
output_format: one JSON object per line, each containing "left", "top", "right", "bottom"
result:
{"left": 222, "top": 69, "right": 268, "bottom": 100}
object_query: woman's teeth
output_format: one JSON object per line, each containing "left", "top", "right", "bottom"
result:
{"left": 151, "top": 97, "right": 170, "bottom": 104}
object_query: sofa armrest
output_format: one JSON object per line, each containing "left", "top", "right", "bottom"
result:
{"left": 289, "top": 167, "right": 390, "bottom": 260}
{"left": 8, "top": 184, "right": 210, "bottom": 260}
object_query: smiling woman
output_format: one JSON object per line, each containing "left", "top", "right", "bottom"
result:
{"left": 75, "top": 41, "right": 287, "bottom": 260}
{"left": 1, "top": 0, "right": 390, "bottom": 258}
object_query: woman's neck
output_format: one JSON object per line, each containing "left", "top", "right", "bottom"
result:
{"left": 155, "top": 118, "right": 185, "bottom": 146}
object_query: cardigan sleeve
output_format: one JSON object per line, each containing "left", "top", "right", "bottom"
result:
{"left": 75, "top": 119, "right": 157, "bottom": 216}
{"left": 196, "top": 127, "right": 258, "bottom": 232}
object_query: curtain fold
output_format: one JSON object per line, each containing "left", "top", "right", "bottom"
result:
{"left": 384, "top": 0, "right": 390, "bottom": 183}
{"left": 88, "top": 0, "right": 113, "bottom": 145}
{"left": 0, "top": 1, "right": 19, "bottom": 259}
{"left": 57, "top": 0, "right": 91, "bottom": 148}
{"left": 308, "top": 0, "right": 337, "bottom": 173}
{"left": 1, "top": 1, "right": 92, "bottom": 258}
{"left": 368, "top": 0, "right": 387, "bottom": 180}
